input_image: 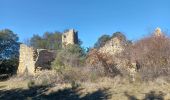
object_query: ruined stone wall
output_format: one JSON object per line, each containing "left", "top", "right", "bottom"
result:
{"left": 35, "top": 49, "right": 56, "bottom": 70}
{"left": 99, "top": 37, "right": 124, "bottom": 55}
{"left": 62, "top": 29, "right": 78, "bottom": 47}
{"left": 17, "top": 44, "right": 56, "bottom": 75}
{"left": 17, "top": 44, "right": 35, "bottom": 75}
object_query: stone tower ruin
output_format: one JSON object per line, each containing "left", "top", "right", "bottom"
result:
{"left": 154, "top": 27, "right": 163, "bottom": 37}
{"left": 62, "top": 29, "right": 78, "bottom": 47}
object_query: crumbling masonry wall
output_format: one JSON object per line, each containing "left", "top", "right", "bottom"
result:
{"left": 35, "top": 49, "right": 56, "bottom": 70}
{"left": 17, "top": 44, "right": 56, "bottom": 75}
{"left": 99, "top": 37, "right": 124, "bottom": 55}
{"left": 18, "top": 44, "right": 35, "bottom": 75}
{"left": 62, "top": 29, "right": 78, "bottom": 47}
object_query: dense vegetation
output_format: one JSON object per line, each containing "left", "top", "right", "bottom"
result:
{"left": 0, "top": 29, "right": 20, "bottom": 76}
{"left": 29, "top": 31, "right": 62, "bottom": 50}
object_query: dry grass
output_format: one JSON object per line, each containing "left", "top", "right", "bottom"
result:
{"left": 1, "top": 75, "right": 170, "bottom": 100}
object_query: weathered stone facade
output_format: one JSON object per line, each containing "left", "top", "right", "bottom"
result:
{"left": 17, "top": 44, "right": 56, "bottom": 75}
{"left": 18, "top": 44, "right": 35, "bottom": 75}
{"left": 99, "top": 37, "right": 124, "bottom": 55}
{"left": 98, "top": 34, "right": 137, "bottom": 81}
{"left": 62, "top": 29, "right": 78, "bottom": 47}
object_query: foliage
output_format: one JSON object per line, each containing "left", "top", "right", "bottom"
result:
{"left": 0, "top": 29, "right": 19, "bottom": 75}
{"left": 94, "top": 35, "right": 111, "bottom": 48}
{"left": 30, "top": 31, "right": 62, "bottom": 50}
{"left": 111, "top": 32, "right": 126, "bottom": 41}
{"left": 0, "top": 29, "right": 19, "bottom": 60}
{"left": 52, "top": 44, "right": 86, "bottom": 71}
{"left": 94, "top": 32, "right": 127, "bottom": 48}
{"left": 130, "top": 35, "right": 170, "bottom": 81}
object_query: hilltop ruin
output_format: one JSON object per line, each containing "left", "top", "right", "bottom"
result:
{"left": 154, "top": 27, "right": 163, "bottom": 37}
{"left": 17, "top": 28, "right": 163, "bottom": 75}
{"left": 18, "top": 29, "right": 79, "bottom": 75}
{"left": 62, "top": 29, "right": 78, "bottom": 47}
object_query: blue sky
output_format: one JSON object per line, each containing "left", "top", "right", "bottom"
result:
{"left": 0, "top": 0, "right": 170, "bottom": 47}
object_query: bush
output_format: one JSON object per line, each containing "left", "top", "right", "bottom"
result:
{"left": 130, "top": 35, "right": 170, "bottom": 81}
{"left": 52, "top": 44, "right": 86, "bottom": 69}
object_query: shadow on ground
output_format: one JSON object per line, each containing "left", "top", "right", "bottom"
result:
{"left": 0, "top": 85, "right": 111, "bottom": 100}
{"left": 125, "top": 91, "right": 166, "bottom": 100}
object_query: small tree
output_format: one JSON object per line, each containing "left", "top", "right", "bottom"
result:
{"left": 0, "top": 29, "right": 20, "bottom": 75}
{"left": 112, "top": 32, "right": 126, "bottom": 41}
{"left": 30, "top": 31, "right": 62, "bottom": 50}
{"left": 94, "top": 35, "right": 111, "bottom": 48}
{"left": 52, "top": 44, "right": 86, "bottom": 72}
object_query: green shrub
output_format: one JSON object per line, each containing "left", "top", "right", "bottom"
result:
{"left": 52, "top": 44, "right": 86, "bottom": 71}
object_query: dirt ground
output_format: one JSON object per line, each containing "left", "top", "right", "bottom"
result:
{"left": 0, "top": 77, "right": 170, "bottom": 100}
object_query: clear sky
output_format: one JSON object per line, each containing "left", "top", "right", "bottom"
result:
{"left": 0, "top": 0, "right": 170, "bottom": 47}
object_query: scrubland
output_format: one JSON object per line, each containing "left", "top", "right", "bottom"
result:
{"left": 1, "top": 30, "right": 170, "bottom": 100}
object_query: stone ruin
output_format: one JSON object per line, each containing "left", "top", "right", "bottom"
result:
{"left": 99, "top": 27, "right": 163, "bottom": 55}
{"left": 98, "top": 33, "right": 136, "bottom": 81}
{"left": 17, "top": 28, "right": 162, "bottom": 76}
{"left": 18, "top": 44, "right": 35, "bottom": 75}
{"left": 98, "top": 28, "right": 164, "bottom": 81}
{"left": 62, "top": 29, "right": 78, "bottom": 47}
{"left": 99, "top": 37, "right": 124, "bottom": 55}
{"left": 18, "top": 29, "right": 78, "bottom": 75}
{"left": 154, "top": 27, "right": 163, "bottom": 37}
{"left": 17, "top": 44, "right": 56, "bottom": 75}
{"left": 35, "top": 49, "right": 56, "bottom": 71}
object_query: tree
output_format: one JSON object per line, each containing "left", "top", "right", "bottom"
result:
{"left": 30, "top": 31, "right": 62, "bottom": 50}
{"left": 30, "top": 34, "right": 42, "bottom": 48}
{"left": 94, "top": 35, "right": 111, "bottom": 48}
{"left": 94, "top": 32, "right": 128, "bottom": 49}
{"left": 0, "top": 29, "right": 19, "bottom": 60}
{"left": 52, "top": 44, "right": 86, "bottom": 72}
{"left": 112, "top": 32, "right": 126, "bottom": 41}
{"left": 0, "top": 29, "right": 20, "bottom": 75}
